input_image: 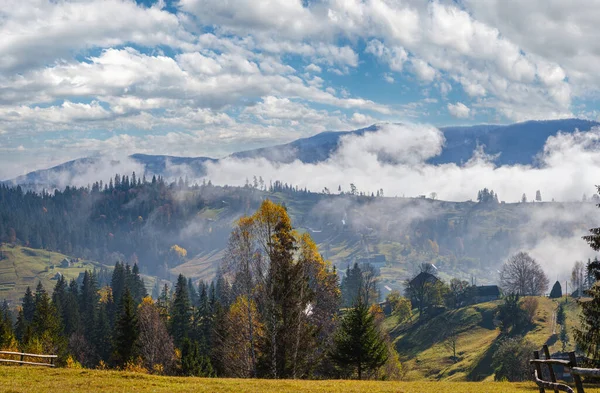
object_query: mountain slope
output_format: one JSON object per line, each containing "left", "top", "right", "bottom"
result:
{"left": 6, "top": 119, "right": 599, "bottom": 186}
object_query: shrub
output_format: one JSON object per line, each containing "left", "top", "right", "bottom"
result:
{"left": 492, "top": 337, "right": 536, "bottom": 381}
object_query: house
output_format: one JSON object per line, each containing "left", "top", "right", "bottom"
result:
{"left": 357, "top": 254, "right": 387, "bottom": 268}
{"left": 474, "top": 285, "right": 501, "bottom": 303}
{"left": 408, "top": 271, "right": 439, "bottom": 288}
{"left": 51, "top": 272, "right": 63, "bottom": 280}
{"left": 378, "top": 301, "right": 393, "bottom": 316}
{"left": 60, "top": 258, "right": 71, "bottom": 268}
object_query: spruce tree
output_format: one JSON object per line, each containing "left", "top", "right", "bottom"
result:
{"left": 330, "top": 300, "right": 388, "bottom": 379}
{"left": 170, "top": 274, "right": 191, "bottom": 348}
{"left": 131, "top": 263, "right": 147, "bottom": 304}
{"left": 22, "top": 286, "right": 35, "bottom": 324}
{"left": 181, "top": 338, "right": 215, "bottom": 377}
{"left": 111, "top": 262, "right": 126, "bottom": 306}
{"left": 113, "top": 288, "right": 138, "bottom": 367}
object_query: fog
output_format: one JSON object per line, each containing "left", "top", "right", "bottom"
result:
{"left": 204, "top": 123, "right": 600, "bottom": 203}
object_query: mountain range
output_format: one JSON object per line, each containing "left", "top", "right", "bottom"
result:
{"left": 6, "top": 118, "right": 599, "bottom": 187}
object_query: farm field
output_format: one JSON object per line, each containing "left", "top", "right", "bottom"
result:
{"left": 0, "top": 366, "right": 587, "bottom": 393}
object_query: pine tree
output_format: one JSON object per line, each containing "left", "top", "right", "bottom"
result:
{"left": 181, "top": 338, "right": 215, "bottom": 377}
{"left": 113, "top": 288, "right": 138, "bottom": 367}
{"left": 22, "top": 286, "right": 35, "bottom": 324}
{"left": 330, "top": 300, "right": 388, "bottom": 379}
{"left": 130, "top": 263, "right": 147, "bottom": 304}
{"left": 170, "top": 274, "right": 191, "bottom": 348}
{"left": 32, "top": 282, "right": 64, "bottom": 356}
{"left": 111, "top": 262, "right": 126, "bottom": 306}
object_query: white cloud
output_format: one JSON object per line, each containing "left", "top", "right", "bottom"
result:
{"left": 447, "top": 102, "right": 471, "bottom": 118}
{"left": 304, "top": 64, "right": 322, "bottom": 73}
{"left": 365, "top": 39, "right": 408, "bottom": 72}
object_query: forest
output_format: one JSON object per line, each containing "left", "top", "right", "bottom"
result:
{"left": 1, "top": 174, "right": 597, "bottom": 287}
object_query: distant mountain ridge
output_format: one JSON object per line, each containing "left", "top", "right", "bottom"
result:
{"left": 6, "top": 118, "right": 599, "bottom": 187}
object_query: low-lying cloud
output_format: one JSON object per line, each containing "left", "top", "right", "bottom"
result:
{"left": 204, "top": 123, "right": 600, "bottom": 203}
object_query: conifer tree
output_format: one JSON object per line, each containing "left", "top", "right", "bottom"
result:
{"left": 111, "top": 262, "right": 126, "bottom": 306}
{"left": 170, "top": 274, "right": 191, "bottom": 348}
{"left": 32, "top": 282, "right": 64, "bottom": 355}
{"left": 113, "top": 288, "right": 138, "bottom": 367}
{"left": 22, "top": 286, "right": 35, "bottom": 324}
{"left": 79, "top": 271, "right": 99, "bottom": 340}
{"left": 181, "top": 338, "right": 215, "bottom": 377}
{"left": 330, "top": 300, "right": 388, "bottom": 380}
{"left": 95, "top": 301, "right": 113, "bottom": 363}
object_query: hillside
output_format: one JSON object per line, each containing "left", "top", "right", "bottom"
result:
{"left": 1, "top": 181, "right": 598, "bottom": 289}
{"left": 0, "top": 367, "right": 559, "bottom": 393}
{"left": 389, "top": 297, "right": 582, "bottom": 381}
{"left": 0, "top": 245, "right": 162, "bottom": 306}
{"left": 0, "top": 245, "right": 104, "bottom": 305}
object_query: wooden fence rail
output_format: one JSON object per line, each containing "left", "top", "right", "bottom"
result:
{"left": 530, "top": 345, "right": 600, "bottom": 393}
{"left": 0, "top": 351, "right": 57, "bottom": 367}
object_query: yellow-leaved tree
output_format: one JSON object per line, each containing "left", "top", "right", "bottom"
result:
{"left": 221, "top": 199, "right": 340, "bottom": 379}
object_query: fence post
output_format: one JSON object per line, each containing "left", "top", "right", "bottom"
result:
{"left": 543, "top": 345, "right": 559, "bottom": 393}
{"left": 19, "top": 353, "right": 24, "bottom": 366}
{"left": 569, "top": 352, "right": 585, "bottom": 393}
{"left": 533, "top": 351, "right": 546, "bottom": 393}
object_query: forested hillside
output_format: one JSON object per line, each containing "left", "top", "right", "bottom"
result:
{"left": 0, "top": 176, "right": 597, "bottom": 287}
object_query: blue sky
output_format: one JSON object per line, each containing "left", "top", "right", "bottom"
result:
{"left": 0, "top": 0, "right": 598, "bottom": 179}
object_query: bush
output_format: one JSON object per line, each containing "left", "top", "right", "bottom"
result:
{"left": 520, "top": 297, "right": 539, "bottom": 325}
{"left": 492, "top": 337, "right": 536, "bottom": 381}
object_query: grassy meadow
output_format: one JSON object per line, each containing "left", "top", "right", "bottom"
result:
{"left": 391, "top": 296, "right": 581, "bottom": 381}
{"left": 0, "top": 366, "right": 566, "bottom": 393}
{"left": 0, "top": 245, "right": 102, "bottom": 305}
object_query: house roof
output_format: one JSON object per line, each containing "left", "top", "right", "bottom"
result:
{"left": 476, "top": 285, "right": 501, "bottom": 297}
{"left": 409, "top": 271, "right": 439, "bottom": 287}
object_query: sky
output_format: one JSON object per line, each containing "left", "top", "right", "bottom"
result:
{"left": 2, "top": 0, "right": 600, "bottom": 179}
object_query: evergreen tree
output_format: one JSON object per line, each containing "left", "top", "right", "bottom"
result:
{"left": 79, "top": 270, "right": 99, "bottom": 340}
{"left": 330, "top": 300, "right": 388, "bottom": 379}
{"left": 181, "top": 338, "right": 215, "bottom": 377}
{"left": 113, "top": 288, "right": 138, "bottom": 367}
{"left": 32, "top": 282, "right": 64, "bottom": 356}
{"left": 95, "top": 301, "right": 113, "bottom": 364}
{"left": 22, "top": 286, "right": 35, "bottom": 324}
{"left": 341, "top": 263, "right": 363, "bottom": 307}
{"left": 170, "top": 274, "right": 191, "bottom": 348}
{"left": 130, "top": 263, "right": 147, "bottom": 304}
{"left": 111, "top": 262, "right": 126, "bottom": 306}
{"left": 188, "top": 278, "right": 198, "bottom": 308}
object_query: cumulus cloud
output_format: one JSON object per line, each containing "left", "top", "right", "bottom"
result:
{"left": 447, "top": 102, "right": 471, "bottom": 118}
{"left": 4, "top": 0, "right": 600, "bottom": 177}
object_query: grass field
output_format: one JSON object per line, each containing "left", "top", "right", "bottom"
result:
{"left": 391, "top": 296, "right": 581, "bottom": 381}
{"left": 0, "top": 245, "right": 102, "bottom": 305}
{"left": 0, "top": 366, "right": 577, "bottom": 393}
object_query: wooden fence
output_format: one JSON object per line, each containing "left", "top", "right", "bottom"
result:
{"left": 530, "top": 345, "right": 600, "bottom": 393}
{"left": 0, "top": 351, "right": 57, "bottom": 367}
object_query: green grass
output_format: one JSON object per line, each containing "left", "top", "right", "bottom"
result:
{"left": 0, "top": 245, "right": 103, "bottom": 305}
{"left": 390, "top": 297, "right": 581, "bottom": 382}
{"left": 0, "top": 366, "right": 568, "bottom": 393}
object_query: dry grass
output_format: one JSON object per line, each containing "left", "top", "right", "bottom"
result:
{"left": 0, "top": 366, "right": 565, "bottom": 393}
